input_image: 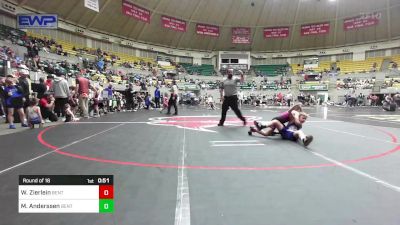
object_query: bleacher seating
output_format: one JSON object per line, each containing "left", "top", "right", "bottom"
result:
{"left": 251, "top": 64, "right": 287, "bottom": 76}
{"left": 181, "top": 63, "right": 214, "bottom": 76}
{"left": 0, "top": 24, "right": 26, "bottom": 42}
{"left": 336, "top": 57, "right": 384, "bottom": 74}
{"left": 26, "top": 31, "right": 156, "bottom": 66}
{"left": 314, "top": 61, "right": 331, "bottom": 72}
{"left": 291, "top": 62, "right": 330, "bottom": 74}
{"left": 160, "top": 65, "right": 176, "bottom": 71}
{"left": 390, "top": 55, "right": 400, "bottom": 67}
{"left": 290, "top": 64, "right": 303, "bottom": 74}
{"left": 291, "top": 57, "right": 386, "bottom": 74}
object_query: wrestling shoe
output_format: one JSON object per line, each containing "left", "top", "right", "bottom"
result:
{"left": 253, "top": 120, "right": 266, "bottom": 131}
{"left": 248, "top": 126, "right": 257, "bottom": 136}
{"left": 303, "top": 135, "right": 314, "bottom": 147}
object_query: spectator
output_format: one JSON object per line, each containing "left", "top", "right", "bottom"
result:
{"left": 45, "top": 75, "right": 54, "bottom": 91}
{"left": 125, "top": 83, "right": 134, "bottom": 111}
{"left": 382, "top": 94, "right": 396, "bottom": 111}
{"left": 75, "top": 73, "right": 90, "bottom": 118}
{"left": 104, "top": 84, "right": 114, "bottom": 112}
{"left": 393, "top": 92, "right": 400, "bottom": 107}
{"left": 4, "top": 77, "right": 28, "bottom": 128}
{"left": 18, "top": 69, "right": 31, "bottom": 109}
{"left": 154, "top": 86, "right": 161, "bottom": 108}
{"left": 51, "top": 75, "right": 70, "bottom": 118}
{"left": 39, "top": 93, "right": 58, "bottom": 122}
{"left": 140, "top": 79, "right": 147, "bottom": 91}
{"left": 0, "top": 77, "right": 6, "bottom": 117}
{"left": 167, "top": 80, "right": 178, "bottom": 115}
{"left": 97, "top": 59, "right": 105, "bottom": 72}
{"left": 36, "top": 77, "right": 47, "bottom": 99}
{"left": 90, "top": 87, "right": 100, "bottom": 117}
{"left": 286, "top": 92, "right": 293, "bottom": 107}
{"left": 64, "top": 103, "right": 79, "bottom": 122}
{"left": 68, "top": 86, "right": 78, "bottom": 114}
{"left": 26, "top": 98, "right": 44, "bottom": 128}
{"left": 145, "top": 93, "right": 153, "bottom": 110}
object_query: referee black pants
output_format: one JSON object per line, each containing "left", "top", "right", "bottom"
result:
{"left": 167, "top": 95, "right": 178, "bottom": 115}
{"left": 219, "top": 95, "right": 245, "bottom": 125}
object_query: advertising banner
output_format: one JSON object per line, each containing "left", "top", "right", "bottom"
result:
{"left": 301, "top": 22, "right": 330, "bottom": 36}
{"left": 196, "top": 23, "right": 219, "bottom": 37}
{"left": 17, "top": 14, "right": 58, "bottom": 29}
{"left": 232, "top": 27, "right": 251, "bottom": 44}
{"left": 161, "top": 15, "right": 186, "bottom": 32}
{"left": 122, "top": 0, "right": 151, "bottom": 23}
{"left": 344, "top": 12, "right": 381, "bottom": 30}
{"left": 263, "top": 27, "right": 289, "bottom": 38}
{"left": 299, "top": 84, "right": 328, "bottom": 91}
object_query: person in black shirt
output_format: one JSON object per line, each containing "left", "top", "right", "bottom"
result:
{"left": 36, "top": 77, "right": 47, "bottom": 99}
{"left": 18, "top": 69, "right": 31, "bottom": 109}
{"left": 125, "top": 83, "right": 134, "bottom": 111}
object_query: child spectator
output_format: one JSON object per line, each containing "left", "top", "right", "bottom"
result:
{"left": 27, "top": 98, "right": 44, "bottom": 128}
{"left": 64, "top": 103, "right": 79, "bottom": 122}
{"left": 160, "top": 94, "right": 169, "bottom": 113}
{"left": 145, "top": 93, "right": 153, "bottom": 110}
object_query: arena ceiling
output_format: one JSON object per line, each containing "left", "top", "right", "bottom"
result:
{"left": 13, "top": 0, "right": 400, "bottom": 52}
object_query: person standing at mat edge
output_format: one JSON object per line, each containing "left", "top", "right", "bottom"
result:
{"left": 167, "top": 80, "right": 178, "bottom": 115}
{"left": 218, "top": 69, "right": 246, "bottom": 126}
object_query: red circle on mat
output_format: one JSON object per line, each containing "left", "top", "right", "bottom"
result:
{"left": 37, "top": 125, "right": 400, "bottom": 171}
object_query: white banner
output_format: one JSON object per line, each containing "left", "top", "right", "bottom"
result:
{"left": 85, "top": 0, "right": 99, "bottom": 12}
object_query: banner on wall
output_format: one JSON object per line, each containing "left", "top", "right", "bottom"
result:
{"left": 84, "top": 0, "right": 99, "bottom": 12}
{"left": 344, "top": 12, "right": 381, "bottom": 30}
{"left": 17, "top": 14, "right": 58, "bottom": 29}
{"left": 122, "top": 0, "right": 151, "bottom": 23}
{"left": 196, "top": 24, "right": 219, "bottom": 37}
{"left": 301, "top": 22, "right": 330, "bottom": 36}
{"left": 299, "top": 84, "right": 328, "bottom": 91}
{"left": 161, "top": 15, "right": 186, "bottom": 32}
{"left": 263, "top": 27, "right": 289, "bottom": 38}
{"left": 232, "top": 27, "right": 251, "bottom": 44}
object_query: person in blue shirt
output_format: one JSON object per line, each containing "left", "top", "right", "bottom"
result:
{"left": 154, "top": 86, "right": 161, "bottom": 108}
{"left": 103, "top": 84, "right": 113, "bottom": 112}
{"left": 97, "top": 59, "right": 104, "bottom": 72}
{"left": 4, "top": 77, "right": 28, "bottom": 129}
{"left": 145, "top": 93, "right": 154, "bottom": 110}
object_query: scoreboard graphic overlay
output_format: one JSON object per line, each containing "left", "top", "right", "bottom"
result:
{"left": 19, "top": 175, "right": 114, "bottom": 213}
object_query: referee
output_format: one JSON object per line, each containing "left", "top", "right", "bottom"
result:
{"left": 218, "top": 69, "right": 246, "bottom": 126}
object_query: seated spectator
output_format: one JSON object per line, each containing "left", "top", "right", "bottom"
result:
{"left": 27, "top": 98, "right": 44, "bottom": 128}
{"left": 68, "top": 86, "right": 79, "bottom": 114}
{"left": 382, "top": 95, "right": 397, "bottom": 111}
{"left": 39, "top": 93, "right": 58, "bottom": 122}
{"left": 64, "top": 103, "right": 79, "bottom": 122}
{"left": 145, "top": 93, "right": 154, "bottom": 110}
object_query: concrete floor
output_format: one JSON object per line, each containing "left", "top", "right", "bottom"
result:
{"left": 1, "top": 105, "right": 400, "bottom": 225}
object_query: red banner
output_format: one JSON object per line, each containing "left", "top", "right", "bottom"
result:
{"left": 161, "top": 15, "right": 186, "bottom": 32}
{"left": 232, "top": 27, "right": 251, "bottom": 44}
{"left": 264, "top": 27, "right": 289, "bottom": 38}
{"left": 196, "top": 23, "right": 219, "bottom": 37}
{"left": 344, "top": 12, "right": 381, "bottom": 30}
{"left": 122, "top": 0, "right": 150, "bottom": 23}
{"left": 301, "top": 22, "right": 330, "bottom": 36}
